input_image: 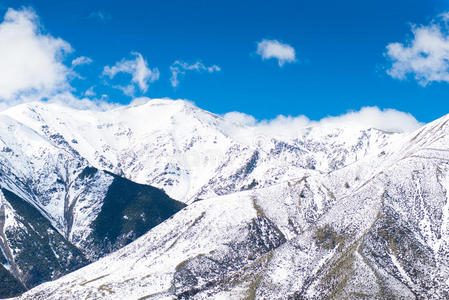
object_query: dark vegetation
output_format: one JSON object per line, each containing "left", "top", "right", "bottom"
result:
{"left": 0, "top": 264, "right": 25, "bottom": 298}
{"left": 89, "top": 172, "right": 186, "bottom": 258}
{"left": 0, "top": 188, "right": 88, "bottom": 297}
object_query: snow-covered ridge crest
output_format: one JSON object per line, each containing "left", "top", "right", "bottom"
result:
{"left": 1, "top": 99, "right": 420, "bottom": 203}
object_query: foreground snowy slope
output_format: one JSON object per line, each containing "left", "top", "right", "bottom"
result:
{"left": 2, "top": 99, "right": 401, "bottom": 203}
{"left": 16, "top": 113, "right": 449, "bottom": 299}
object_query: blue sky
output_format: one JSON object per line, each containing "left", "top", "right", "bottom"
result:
{"left": 1, "top": 0, "right": 449, "bottom": 123}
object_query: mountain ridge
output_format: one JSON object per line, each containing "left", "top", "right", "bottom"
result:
{"left": 1, "top": 100, "right": 404, "bottom": 203}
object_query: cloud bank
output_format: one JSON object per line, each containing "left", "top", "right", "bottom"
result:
{"left": 0, "top": 8, "right": 72, "bottom": 103}
{"left": 223, "top": 106, "right": 422, "bottom": 143}
{"left": 170, "top": 61, "right": 221, "bottom": 87}
{"left": 256, "top": 39, "right": 296, "bottom": 66}
{"left": 386, "top": 13, "right": 449, "bottom": 85}
{"left": 103, "top": 52, "right": 160, "bottom": 96}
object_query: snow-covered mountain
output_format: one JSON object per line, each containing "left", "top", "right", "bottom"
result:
{"left": 2, "top": 99, "right": 400, "bottom": 203}
{"left": 1, "top": 99, "right": 447, "bottom": 299}
{"left": 14, "top": 110, "right": 449, "bottom": 299}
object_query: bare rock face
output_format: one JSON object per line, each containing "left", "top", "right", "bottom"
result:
{"left": 173, "top": 216, "right": 286, "bottom": 299}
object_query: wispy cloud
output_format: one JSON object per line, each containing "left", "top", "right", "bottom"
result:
{"left": 385, "top": 13, "right": 449, "bottom": 85}
{"left": 103, "top": 52, "right": 159, "bottom": 96}
{"left": 84, "top": 86, "right": 96, "bottom": 97}
{"left": 113, "top": 84, "right": 135, "bottom": 97}
{"left": 0, "top": 7, "right": 72, "bottom": 104}
{"left": 71, "top": 56, "right": 92, "bottom": 67}
{"left": 256, "top": 39, "right": 296, "bottom": 66}
{"left": 88, "top": 10, "right": 111, "bottom": 24}
{"left": 169, "top": 60, "right": 220, "bottom": 87}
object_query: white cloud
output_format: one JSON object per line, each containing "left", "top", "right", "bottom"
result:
{"left": 386, "top": 14, "right": 449, "bottom": 85}
{"left": 223, "top": 106, "right": 422, "bottom": 145}
{"left": 47, "top": 92, "right": 119, "bottom": 111}
{"left": 72, "top": 56, "right": 92, "bottom": 67}
{"left": 315, "top": 107, "right": 422, "bottom": 132}
{"left": 170, "top": 60, "right": 221, "bottom": 87}
{"left": 103, "top": 52, "right": 159, "bottom": 96}
{"left": 129, "top": 96, "right": 153, "bottom": 106}
{"left": 222, "top": 111, "right": 257, "bottom": 127}
{"left": 89, "top": 11, "right": 111, "bottom": 24}
{"left": 256, "top": 39, "right": 296, "bottom": 66}
{"left": 0, "top": 92, "right": 117, "bottom": 112}
{"left": 0, "top": 7, "right": 72, "bottom": 103}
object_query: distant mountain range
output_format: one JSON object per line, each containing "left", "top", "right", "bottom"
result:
{"left": 1, "top": 100, "right": 448, "bottom": 299}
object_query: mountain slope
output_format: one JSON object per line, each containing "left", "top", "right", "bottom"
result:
{"left": 0, "top": 188, "right": 88, "bottom": 296}
{"left": 0, "top": 109, "right": 186, "bottom": 296}
{"left": 0, "top": 166, "right": 185, "bottom": 297}
{"left": 16, "top": 114, "right": 449, "bottom": 299}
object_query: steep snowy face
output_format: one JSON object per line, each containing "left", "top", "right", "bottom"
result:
{"left": 16, "top": 113, "right": 449, "bottom": 300}
{"left": 0, "top": 113, "right": 88, "bottom": 232}
{"left": 2, "top": 100, "right": 402, "bottom": 203}
{"left": 2, "top": 100, "right": 239, "bottom": 202}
